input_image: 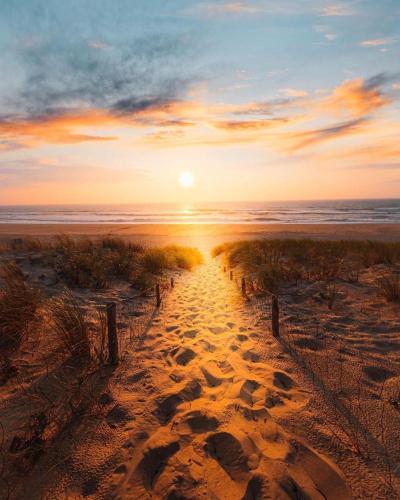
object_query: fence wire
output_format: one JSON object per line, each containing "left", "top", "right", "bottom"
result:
{"left": 225, "top": 265, "right": 400, "bottom": 496}
{"left": 0, "top": 278, "right": 173, "bottom": 499}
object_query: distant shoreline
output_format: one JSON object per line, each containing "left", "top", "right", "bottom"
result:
{"left": 0, "top": 223, "right": 399, "bottom": 249}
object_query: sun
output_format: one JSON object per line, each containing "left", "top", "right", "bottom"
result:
{"left": 179, "top": 171, "right": 194, "bottom": 188}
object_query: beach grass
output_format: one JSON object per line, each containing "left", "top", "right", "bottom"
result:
{"left": 213, "top": 239, "right": 400, "bottom": 292}
{"left": 1, "top": 236, "right": 203, "bottom": 290}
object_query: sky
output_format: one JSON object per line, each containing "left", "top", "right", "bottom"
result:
{"left": 0, "top": 0, "right": 399, "bottom": 204}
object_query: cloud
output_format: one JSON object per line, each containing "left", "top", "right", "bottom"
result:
{"left": 0, "top": 111, "right": 119, "bottom": 146}
{"left": 0, "top": 71, "right": 393, "bottom": 155}
{"left": 324, "top": 74, "right": 391, "bottom": 116}
{"left": 287, "top": 118, "right": 367, "bottom": 151}
{"left": 187, "top": 2, "right": 265, "bottom": 17}
{"left": 211, "top": 118, "right": 288, "bottom": 130}
{"left": 320, "top": 4, "right": 354, "bottom": 16}
{"left": 313, "top": 25, "right": 338, "bottom": 41}
{"left": 1, "top": 27, "right": 199, "bottom": 123}
{"left": 87, "top": 40, "right": 110, "bottom": 50}
{"left": 281, "top": 88, "right": 309, "bottom": 98}
{"left": 359, "top": 38, "right": 397, "bottom": 48}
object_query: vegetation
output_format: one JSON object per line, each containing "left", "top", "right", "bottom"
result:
{"left": 1, "top": 236, "right": 203, "bottom": 290}
{"left": 47, "top": 290, "right": 91, "bottom": 360}
{"left": 213, "top": 239, "right": 400, "bottom": 292}
{"left": 0, "top": 263, "right": 42, "bottom": 355}
{"left": 377, "top": 274, "right": 400, "bottom": 302}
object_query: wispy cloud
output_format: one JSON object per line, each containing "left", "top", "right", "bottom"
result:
{"left": 0, "top": 72, "right": 394, "bottom": 156}
{"left": 359, "top": 37, "right": 397, "bottom": 47}
{"left": 281, "top": 88, "right": 309, "bottom": 98}
{"left": 287, "top": 118, "right": 367, "bottom": 151}
{"left": 313, "top": 25, "right": 338, "bottom": 41}
{"left": 186, "top": 2, "right": 266, "bottom": 17}
{"left": 320, "top": 4, "right": 355, "bottom": 16}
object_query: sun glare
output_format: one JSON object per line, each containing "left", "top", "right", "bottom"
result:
{"left": 179, "top": 171, "right": 194, "bottom": 188}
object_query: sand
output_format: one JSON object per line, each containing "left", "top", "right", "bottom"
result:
{"left": 1, "top": 224, "right": 399, "bottom": 498}
{"left": 6, "top": 254, "right": 353, "bottom": 499}
{"left": 0, "top": 223, "right": 399, "bottom": 250}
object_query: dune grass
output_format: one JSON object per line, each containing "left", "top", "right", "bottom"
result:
{"left": 1, "top": 236, "right": 203, "bottom": 290}
{"left": 47, "top": 290, "right": 91, "bottom": 360}
{"left": 213, "top": 239, "right": 400, "bottom": 292}
{"left": 377, "top": 274, "right": 400, "bottom": 302}
{"left": 0, "top": 263, "right": 42, "bottom": 355}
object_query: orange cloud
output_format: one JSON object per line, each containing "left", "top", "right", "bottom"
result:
{"left": 285, "top": 118, "right": 368, "bottom": 152}
{"left": 211, "top": 119, "right": 288, "bottom": 131}
{"left": 0, "top": 111, "right": 121, "bottom": 146}
{"left": 0, "top": 75, "right": 393, "bottom": 156}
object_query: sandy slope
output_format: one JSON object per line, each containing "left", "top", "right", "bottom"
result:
{"left": 76, "top": 256, "right": 351, "bottom": 499}
{"left": 10, "top": 257, "right": 355, "bottom": 499}
{"left": 114, "top": 257, "right": 351, "bottom": 499}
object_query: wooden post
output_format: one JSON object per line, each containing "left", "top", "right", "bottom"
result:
{"left": 170, "top": 277, "right": 174, "bottom": 288}
{"left": 223, "top": 266, "right": 226, "bottom": 273}
{"left": 241, "top": 277, "right": 246, "bottom": 295}
{"left": 230, "top": 270, "right": 233, "bottom": 281}
{"left": 156, "top": 283, "right": 161, "bottom": 307}
{"left": 272, "top": 295, "right": 280, "bottom": 338}
{"left": 107, "top": 302, "right": 118, "bottom": 365}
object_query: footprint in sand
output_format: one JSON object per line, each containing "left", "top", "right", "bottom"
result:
{"left": 239, "top": 379, "right": 261, "bottom": 406}
{"left": 154, "top": 379, "right": 202, "bottom": 424}
{"left": 179, "top": 410, "right": 220, "bottom": 434}
{"left": 201, "top": 360, "right": 234, "bottom": 387}
{"left": 183, "top": 329, "right": 198, "bottom": 339}
{"left": 166, "top": 325, "right": 179, "bottom": 333}
{"left": 137, "top": 440, "right": 180, "bottom": 489}
{"left": 242, "top": 348, "right": 261, "bottom": 363}
{"left": 208, "top": 326, "right": 227, "bottom": 335}
{"left": 205, "top": 432, "right": 250, "bottom": 476}
{"left": 273, "top": 371, "right": 295, "bottom": 391}
{"left": 170, "top": 346, "right": 197, "bottom": 366}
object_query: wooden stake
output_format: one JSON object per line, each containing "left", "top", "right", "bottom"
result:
{"left": 156, "top": 283, "right": 161, "bottom": 307}
{"left": 106, "top": 302, "right": 118, "bottom": 365}
{"left": 170, "top": 276, "right": 174, "bottom": 288}
{"left": 230, "top": 270, "right": 233, "bottom": 281}
{"left": 223, "top": 266, "right": 226, "bottom": 273}
{"left": 272, "top": 295, "right": 280, "bottom": 338}
{"left": 241, "top": 277, "right": 246, "bottom": 295}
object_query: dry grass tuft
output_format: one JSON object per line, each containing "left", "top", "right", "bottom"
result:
{"left": 377, "top": 274, "right": 400, "bottom": 302}
{"left": 47, "top": 290, "right": 91, "bottom": 360}
{"left": 0, "top": 263, "right": 42, "bottom": 355}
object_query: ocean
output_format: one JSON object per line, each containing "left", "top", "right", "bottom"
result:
{"left": 0, "top": 200, "right": 399, "bottom": 224}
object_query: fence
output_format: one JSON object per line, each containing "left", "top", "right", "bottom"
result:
{"left": 225, "top": 266, "right": 400, "bottom": 496}
{"left": 0, "top": 277, "right": 174, "bottom": 499}
{"left": 104, "top": 278, "right": 172, "bottom": 365}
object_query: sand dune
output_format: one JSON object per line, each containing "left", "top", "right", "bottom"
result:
{"left": 117, "top": 258, "right": 351, "bottom": 498}
{"left": 14, "top": 255, "right": 352, "bottom": 499}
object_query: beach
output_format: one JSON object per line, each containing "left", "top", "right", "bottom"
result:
{"left": 1, "top": 224, "right": 399, "bottom": 498}
{"left": 0, "top": 223, "right": 399, "bottom": 250}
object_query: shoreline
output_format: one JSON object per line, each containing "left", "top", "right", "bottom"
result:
{"left": 0, "top": 223, "right": 399, "bottom": 249}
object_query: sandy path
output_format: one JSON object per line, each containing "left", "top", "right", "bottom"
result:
{"left": 112, "top": 257, "right": 352, "bottom": 499}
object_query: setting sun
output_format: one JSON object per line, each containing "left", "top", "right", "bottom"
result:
{"left": 179, "top": 171, "right": 194, "bottom": 188}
